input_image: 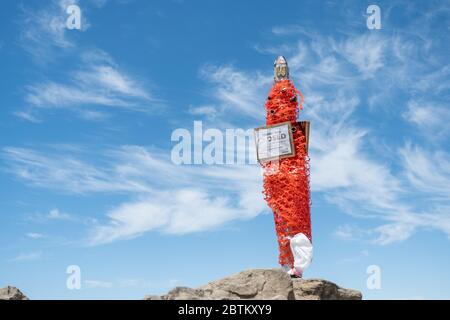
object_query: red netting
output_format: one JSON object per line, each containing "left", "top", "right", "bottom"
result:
{"left": 262, "top": 79, "right": 311, "bottom": 268}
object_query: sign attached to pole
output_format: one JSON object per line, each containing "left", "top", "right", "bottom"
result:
{"left": 254, "top": 121, "right": 295, "bottom": 162}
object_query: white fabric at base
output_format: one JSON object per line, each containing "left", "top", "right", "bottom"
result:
{"left": 289, "top": 233, "right": 313, "bottom": 272}
{"left": 281, "top": 265, "right": 291, "bottom": 273}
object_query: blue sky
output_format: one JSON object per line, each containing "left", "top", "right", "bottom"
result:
{"left": 1, "top": 0, "right": 450, "bottom": 299}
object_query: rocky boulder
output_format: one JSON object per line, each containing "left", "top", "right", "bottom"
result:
{"left": 0, "top": 286, "right": 29, "bottom": 300}
{"left": 292, "top": 278, "right": 362, "bottom": 300}
{"left": 145, "top": 268, "right": 362, "bottom": 300}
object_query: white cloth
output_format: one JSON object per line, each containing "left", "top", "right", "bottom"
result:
{"left": 289, "top": 233, "right": 313, "bottom": 272}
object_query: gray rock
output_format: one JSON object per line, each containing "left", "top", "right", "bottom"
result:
{"left": 292, "top": 279, "right": 362, "bottom": 300}
{"left": 0, "top": 286, "right": 29, "bottom": 300}
{"left": 198, "top": 269, "right": 294, "bottom": 300}
{"left": 143, "top": 294, "right": 163, "bottom": 300}
{"left": 144, "top": 269, "right": 362, "bottom": 300}
{"left": 164, "top": 287, "right": 209, "bottom": 300}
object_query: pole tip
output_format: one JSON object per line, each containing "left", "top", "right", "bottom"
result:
{"left": 274, "top": 56, "right": 289, "bottom": 82}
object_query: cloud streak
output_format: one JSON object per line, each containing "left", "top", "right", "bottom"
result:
{"left": 19, "top": 0, "right": 86, "bottom": 62}
{"left": 20, "top": 50, "right": 159, "bottom": 121}
{"left": 9, "top": 251, "right": 43, "bottom": 262}
{"left": 2, "top": 145, "right": 265, "bottom": 245}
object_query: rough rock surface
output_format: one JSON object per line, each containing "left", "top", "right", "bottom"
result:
{"left": 145, "top": 269, "right": 362, "bottom": 300}
{"left": 292, "top": 278, "right": 362, "bottom": 300}
{"left": 0, "top": 286, "right": 29, "bottom": 300}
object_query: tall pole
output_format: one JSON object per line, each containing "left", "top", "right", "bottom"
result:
{"left": 257, "top": 56, "right": 313, "bottom": 278}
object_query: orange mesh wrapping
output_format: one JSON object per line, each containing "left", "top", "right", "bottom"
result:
{"left": 262, "top": 79, "right": 311, "bottom": 268}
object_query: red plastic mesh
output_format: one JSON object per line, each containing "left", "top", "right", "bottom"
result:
{"left": 262, "top": 79, "right": 311, "bottom": 268}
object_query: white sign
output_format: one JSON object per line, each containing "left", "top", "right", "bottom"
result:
{"left": 254, "top": 122, "right": 295, "bottom": 162}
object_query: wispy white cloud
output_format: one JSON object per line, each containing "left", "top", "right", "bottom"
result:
{"left": 372, "top": 223, "right": 417, "bottom": 245}
{"left": 19, "top": 0, "right": 88, "bottom": 62}
{"left": 271, "top": 25, "right": 314, "bottom": 37}
{"left": 14, "top": 110, "right": 42, "bottom": 123}
{"left": 334, "top": 224, "right": 368, "bottom": 241}
{"left": 2, "top": 145, "right": 265, "bottom": 245}
{"left": 89, "top": 185, "right": 262, "bottom": 245}
{"left": 26, "top": 232, "right": 45, "bottom": 239}
{"left": 400, "top": 144, "right": 450, "bottom": 199}
{"left": 331, "top": 33, "right": 386, "bottom": 79}
{"left": 78, "top": 110, "right": 110, "bottom": 121}
{"left": 188, "top": 105, "right": 218, "bottom": 117}
{"left": 9, "top": 251, "right": 42, "bottom": 262}
{"left": 425, "top": 206, "right": 450, "bottom": 241}
{"left": 117, "top": 279, "right": 153, "bottom": 289}
{"left": 47, "top": 208, "right": 72, "bottom": 220}
{"left": 417, "top": 65, "right": 450, "bottom": 95}
{"left": 24, "top": 208, "right": 75, "bottom": 223}
{"left": 88, "top": 0, "right": 109, "bottom": 8}
{"left": 197, "top": 64, "right": 271, "bottom": 122}
{"left": 84, "top": 278, "right": 156, "bottom": 289}
{"left": 73, "top": 53, "right": 151, "bottom": 100}
{"left": 3, "top": 146, "right": 151, "bottom": 194}
{"left": 84, "top": 280, "right": 113, "bottom": 289}
{"left": 403, "top": 101, "right": 450, "bottom": 138}
{"left": 20, "top": 50, "right": 157, "bottom": 120}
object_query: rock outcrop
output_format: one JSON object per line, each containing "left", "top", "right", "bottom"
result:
{"left": 292, "top": 278, "right": 362, "bottom": 300}
{"left": 0, "top": 286, "right": 29, "bottom": 300}
{"left": 145, "top": 269, "right": 362, "bottom": 300}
